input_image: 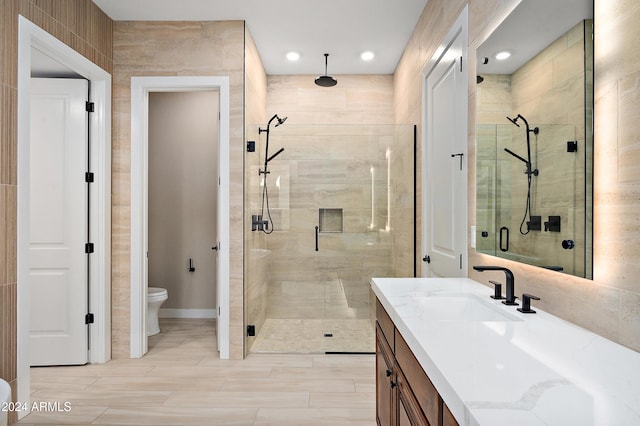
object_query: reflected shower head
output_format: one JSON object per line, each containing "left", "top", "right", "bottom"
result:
{"left": 275, "top": 116, "right": 287, "bottom": 127}
{"left": 507, "top": 115, "right": 520, "bottom": 127}
{"left": 315, "top": 53, "right": 338, "bottom": 87}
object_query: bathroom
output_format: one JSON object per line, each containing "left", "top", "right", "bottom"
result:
{"left": 147, "top": 90, "right": 219, "bottom": 338}
{"left": 1, "top": 0, "right": 640, "bottom": 424}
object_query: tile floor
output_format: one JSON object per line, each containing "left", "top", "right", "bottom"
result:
{"left": 250, "top": 319, "right": 375, "bottom": 353}
{"left": 15, "top": 319, "right": 376, "bottom": 425}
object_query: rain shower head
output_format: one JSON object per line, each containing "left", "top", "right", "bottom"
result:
{"left": 315, "top": 53, "right": 337, "bottom": 87}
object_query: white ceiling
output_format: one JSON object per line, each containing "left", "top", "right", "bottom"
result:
{"left": 477, "top": 0, "right": 592, "bottom": 75}
{"left": 91, "top": 0, "right": 429, "bottom": 75}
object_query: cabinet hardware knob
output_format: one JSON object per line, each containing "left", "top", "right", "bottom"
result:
{"left": 390, "top": 381, "right": 397, "bottom": 389}
{"left": 386, "top": 369, "right": 393, "bottom": 377}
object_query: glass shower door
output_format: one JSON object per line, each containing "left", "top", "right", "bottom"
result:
{"left": 246, "top": 124, "right": 413, "bottom": 354}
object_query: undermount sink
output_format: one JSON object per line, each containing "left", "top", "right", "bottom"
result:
{"left": 416, "top": 292, "right": 522, "bottom": 322}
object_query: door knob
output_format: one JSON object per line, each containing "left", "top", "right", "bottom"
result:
{"left": 211, "top": 245, "right": 218, "bottom": 251}
{"left": 423, "top": 255, "right": 430, "bottom": 263}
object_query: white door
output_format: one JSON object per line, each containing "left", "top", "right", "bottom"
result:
{"left": 29, "top": 78, "right": 89, "bottom": 366}
{"left": 423, "top": 20, "right": 468, "bottom": 278}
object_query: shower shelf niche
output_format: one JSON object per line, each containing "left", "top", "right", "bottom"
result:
{"left": 319, "top": 208, "right": 343, "bottom": 233}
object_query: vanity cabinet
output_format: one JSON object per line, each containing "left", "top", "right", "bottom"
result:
{"left": 376, "top": 299, "right": 458, "bottom": 426}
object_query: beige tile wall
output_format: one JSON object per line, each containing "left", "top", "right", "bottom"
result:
{"left": 112, "top": 21, "right": 247, "bottom": 359}
{"left": 0, "top": 0, "right": 113, "bottom": 420}
{"left": 396, "top": 0, "right": 640, "bottom": 352}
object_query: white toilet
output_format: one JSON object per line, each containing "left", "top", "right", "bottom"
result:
{"left": 147, "top": 287, "right": 168, "bottom": 336}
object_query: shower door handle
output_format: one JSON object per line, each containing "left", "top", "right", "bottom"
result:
{"left": 499, "top": 227, "right": 509, "bottom": 252}
{"left": 315, "top": 226, "right": 319, "bottom": 251}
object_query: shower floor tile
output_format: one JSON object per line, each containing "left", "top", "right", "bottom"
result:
{"left": 250, "top": 318, "right": 375, "bottom": 354}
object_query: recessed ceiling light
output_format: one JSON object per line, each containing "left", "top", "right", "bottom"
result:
{"left": 495, "top": 51, "right": 511, "bottom": 61}
{"left": 286, "top": 51, "right": 300, "bottom": 61}
{"left": 361, "top": 51, "right": 375, "bottom": 61}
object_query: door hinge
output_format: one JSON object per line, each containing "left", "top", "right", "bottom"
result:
{"left": 460, "top": 56, "right": 463, "bottom": 72}
{"left": 460, "top": 254, "right": 463, "bottom": 269}
{"left": 85, "top": 242, "right": 94, "bottom": 253}
{"left": 85, "top": 313, "right": 94, "bottom": 324}
{"left": 85, "top": 172, "right": 94, "bottom": 182}
{"left": 85, "top": 101, "right": 95, "bottom": 113}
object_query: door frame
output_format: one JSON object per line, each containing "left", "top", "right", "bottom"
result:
{"left": 421, "top": 6, "right": 469, "bottom": 277}
{"left": 130, "top": 76, "right": 230, "bottom": 359}
{"left": 17, "top": 16, "right": 112, "bottom": 415}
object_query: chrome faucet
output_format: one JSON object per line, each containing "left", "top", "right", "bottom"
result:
{"left": 473, "top": 266, "right": 519, "bottom": 306}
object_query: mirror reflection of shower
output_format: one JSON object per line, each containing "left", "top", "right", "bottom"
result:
{"left": 504, "top": 113, "right": 539, "bottom": 235}
{"left": 257, "top": 113, "right": 287, "bottom": 234}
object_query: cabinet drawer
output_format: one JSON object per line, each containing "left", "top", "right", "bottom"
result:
{"left": 376, "top": 299, "right": 395, "bottom": 350}
{"left": 395, "top": 329, "right": 441, "bottom": 425}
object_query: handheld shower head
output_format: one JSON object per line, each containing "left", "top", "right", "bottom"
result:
{"left": 275, "top": 116, "right": 287, "bottom": 127}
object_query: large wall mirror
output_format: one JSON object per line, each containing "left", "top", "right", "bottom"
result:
{"left": 475, "top": 0, "right": 594, "bottom": 279}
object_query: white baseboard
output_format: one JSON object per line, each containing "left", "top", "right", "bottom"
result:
{"left": 159, "top": 308, "right": 217, "bottom": 319}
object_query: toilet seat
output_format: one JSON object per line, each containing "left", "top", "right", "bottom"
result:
{"left": 148, "top": 286, "right": 168, "bottom": 301}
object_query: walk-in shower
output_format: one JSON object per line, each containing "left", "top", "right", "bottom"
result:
{"left": 245, "top": 124, "right": 415, "bottom": 354}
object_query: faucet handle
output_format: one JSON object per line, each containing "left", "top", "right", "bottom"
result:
{"left": 517, "top": 293, "right": 540, "bottom": 314}
{"left": 489, "top": 280, "right": 505, "bottom": 300}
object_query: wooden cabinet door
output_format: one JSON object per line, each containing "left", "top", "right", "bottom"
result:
{"left": 376, "top": 326, "right": 395, "bottom": 426}
{"left": 443, "top": 402, "right": 459, "bottom": 426}
{"left": 396, "top": 366, "right": 429, "bottom": 426}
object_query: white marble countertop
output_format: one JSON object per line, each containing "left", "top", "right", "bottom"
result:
{"left": 371, "top": 277, "right": 640, "bottom": 426}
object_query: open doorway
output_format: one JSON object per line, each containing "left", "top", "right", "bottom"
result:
{"left": 146, "top": 91, "right": 219, "bottom": 353}
{"left": 17, "top": 16, "right": 111, "bottom": 417}
{"left": 130, "top": 76, "right": 230, "bottom": 359}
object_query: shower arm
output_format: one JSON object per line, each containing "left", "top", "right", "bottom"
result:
{"left": 258, "top": 114, "right": 278, "bottom": 174}
{"left": 259, "top": 114, "right": 286, "bottom": 174}
{"left": 507, "top": 114, "right": 539, "bottom": 177}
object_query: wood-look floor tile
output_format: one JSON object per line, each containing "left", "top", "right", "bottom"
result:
{"left": 17, "top": 405, "right": 107, "bottom": 424}
{"left": 309, "top": 392, "right": 376, "bottom": 408}
{"left": 90, "top": 376, "right": 224, "bottom": 392}
{"left": 269, "top": 366, "right": 374, "bottom": 380}
{"left": 253, "top": 408, "right": 375, "bottom": 425}
{"left": 92, "top": 406, "right": 257, "bottom": 425}
{"left": 28, "top": 376, "right": 98, "bottom": 392}
{"left": 311, "top": 354, "right": 375, "bottom": 368}
{"left": 31, "top": 364, "right": 154, "bottom": 377}
{"left": 163, "top": 390, "right": 309, "bottom": 408}
{"left": 15, "top": 319, "right": 376, "bottom": 426}
{"left": 31, "top": 389, "right": 172, "bottom": 407}
{"left": 145, "top": 365, "right": 272, "bottom": 379}
{"left": 222, "top": 377, "right": 356, "bottom": 393}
